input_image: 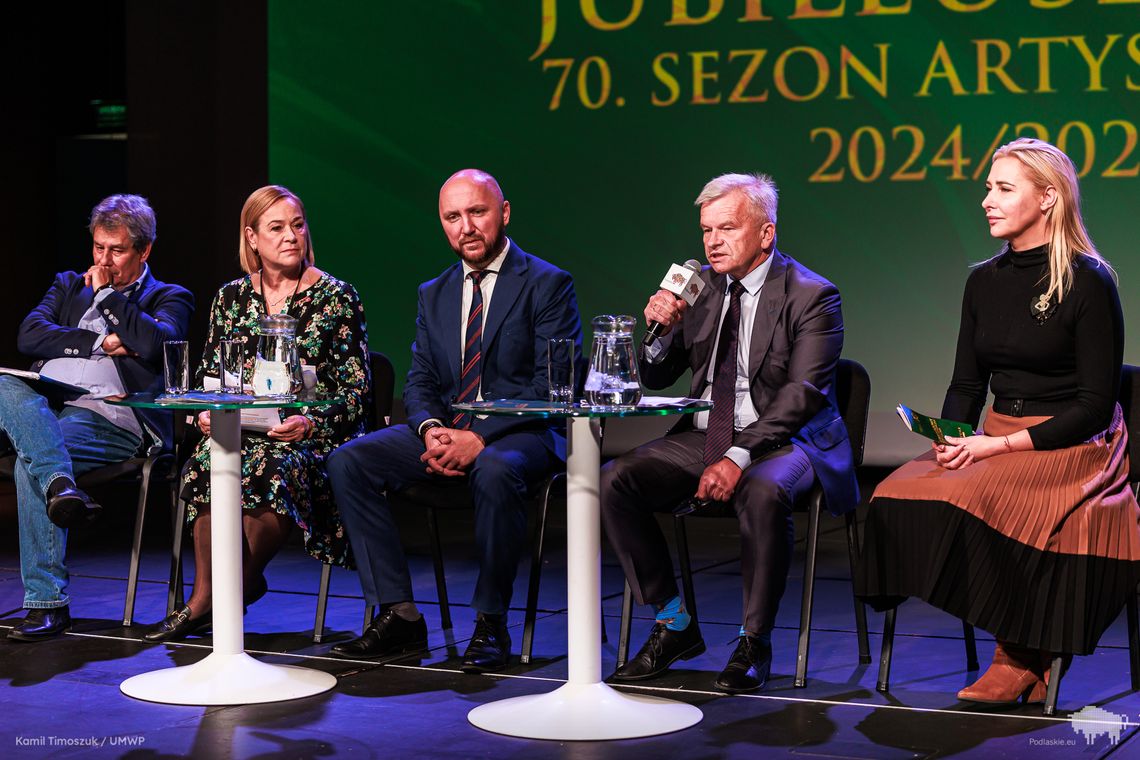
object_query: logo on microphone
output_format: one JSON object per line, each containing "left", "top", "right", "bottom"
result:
{"left": 671, "top": 273, "right": 685, "bottom": 287}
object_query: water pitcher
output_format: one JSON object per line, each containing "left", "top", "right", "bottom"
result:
{"left": 251, "top": 313, "right": 302, "bottom": 399}
{"left": 584, "top": 315, "right": 641, "bottom": 407}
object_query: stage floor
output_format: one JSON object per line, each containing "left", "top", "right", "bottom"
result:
{"left": 1, "top": 475, "right": 1138, "bottom": 758}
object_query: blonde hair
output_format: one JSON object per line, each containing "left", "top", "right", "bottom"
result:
{"left": 991, "top": 138, "right": 1110, "bottom": 302}
{"left": 238, "top": 185, "right": 315, "bottom": 275}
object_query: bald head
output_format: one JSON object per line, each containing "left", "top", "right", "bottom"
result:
{"left": 438, "top": 168, "right": 511, "bottom": 269}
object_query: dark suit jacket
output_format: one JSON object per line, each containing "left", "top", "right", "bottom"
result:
{"left": 404, "top": 241, "right": 585, "bottom": 460}
{"left": 642, "top": 249, "right": 859, "bottom": 515}
{"left": 17, "top": 269, "right": 195, "bottom": 451}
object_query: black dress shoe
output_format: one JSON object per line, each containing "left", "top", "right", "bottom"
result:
{"left": 330, "top": 608, "right": 428, "bottom": 659}
{"left": 714, "top": 634, "right": 772, "bottom": 693}
{"left": 243, "top": 574, "right": 268, "bottom": 608}
{"left": 143, "top": 605, "right": 212, "bottom": 643}
{"left": 8, "top": 607, "right": 71, "bottom": 641}
{"left": 460, "top": 614, "right": 511, "bottom": 673}
{"left": 46, "top": 478, "right": 101, "bottom": 529}
{"left": 610, "top": 621, "right": 706, "bottom": 682}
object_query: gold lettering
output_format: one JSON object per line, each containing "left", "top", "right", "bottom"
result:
{"left": 739, "top": 0, "right": 773, "bottom": 20}
{"left": 728, "top": 49, "right": 769, "bottom": 103}
{"left": 791, "top": 0, "right": 846, "bottom": 18}
{"left": 839, "top": 44, "right": 889, "bottom": 99}
{"left": 531, "top": 0, "right": 556, "bottom": 60}
{"left": 1018, "top": 37, "right": 1069, "bottom": 93}
{"left": 773, "top": 46, "right": 830, "bottom": 102}
{"left": 857, "top": 0, "right": 911, "bottom": 14}
{"left": 917, "top": 41, "right": 967, "bottom": 96}
{"left": 1127, "top": 33, "right": 1140, "bottom": 91}
{"left": 690, "top": 51, "right": 722, "bottom": 104}
{"left": 667, "top": 0, "right": 724, "bottom": 26}
{"left": 581, "top": 0, "right": 643, "bottom": 31}
{"left": 652, "top": 52, "right": 682, "bottom": 106}
{"left": 938, "top": 0, "right": 997, "bottom": 10}
{"left": 1029, "top": 0, "right": 1073, "bottom": 7}
{"left": 975, "top": 39, "right": 1026, "bottom": 94}
{"left": 1071, "top": 35, "right": 1121, "bottom": 92}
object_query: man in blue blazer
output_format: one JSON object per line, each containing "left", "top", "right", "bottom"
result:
{"left": 2, "top": 194, "right": 193, "bottom": 640}
{"left": 329, "top": 169, "right": 584, "bottom": 670}
{"left": 602, "top": 173, "right": 859, "bottom": 693}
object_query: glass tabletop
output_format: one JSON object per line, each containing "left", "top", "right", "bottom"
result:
{"left": 453, "top": 397, "right": 712, "bottom": 419}
{"left": 108, "top": 391, "right": 343, "bottom": 411}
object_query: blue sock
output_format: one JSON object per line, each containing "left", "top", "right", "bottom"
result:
{"left": 655, "top": 596, "right": 691, "bottom": 632}
{"left": 740, "top": 626, "right": 771, "bottom": 645}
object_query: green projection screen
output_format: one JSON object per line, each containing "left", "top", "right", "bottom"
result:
{"left": 269, "top": 1, "right": 1140, "bottom": 463}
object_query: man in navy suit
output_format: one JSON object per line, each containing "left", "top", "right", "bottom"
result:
{"left": 2, "top": 194, "right": 193, "bottom": 640}
{"left": 602, "top": 173, "right": 858, "bottom": 692}
{"left": 328, "top": 169, "right": 584, "bottom": 670}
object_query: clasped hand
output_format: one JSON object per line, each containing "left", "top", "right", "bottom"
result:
{"left": 197, "top": 412, "right": 310, "bottom": 442}
{"left": 934, "top": 434, "right": 1005, "bottom": 470}
{"left": 422, "top": 427, "right": 485, "bottom": 476}
{"left": 695, "top": 458, "right": 743, "bottom": 503}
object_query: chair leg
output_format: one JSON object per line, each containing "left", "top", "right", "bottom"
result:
{"left": 426, "top": 505, "right": 452, "bottom": 630}
{"left": 167, "top": 492, "right": 187, "bottom": 615}
{"left": 363, "top": 604, "right": 376, "bottom": 632}
{"left": 877, "top": 606, "right": 897, "bottom": 692}
{"left": 1128, "top": 588, "right": 1140, "bottom": 691}
{"left": 795, "top": 491, "right": 823, "bottom": 688}
{"left": 963, "top": 622, "right": 979, "bottom": 671}
{"left": 617, "top": 580, "right": 634, "bottom": 668}
{"left": 313, "top": 563, "right": 332, "bottom": 644}
{"left": 1043, "top": 656, "right": 1064, "bottom": 716}
{"left": 673, "top": 515, "right": 698, "bottom": 622}
{"left": 521, "top": 475, "right": 557, "bottom": 664}
{"left": 122, "top": 456, "right": 159, "bottom": 626}
{"left": 844, "top": 510, "right": 871, "bottom": 664}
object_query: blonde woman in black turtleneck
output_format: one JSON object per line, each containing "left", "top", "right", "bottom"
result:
{"left": 857, "top": 138, "right": 1140, "bottom": 707}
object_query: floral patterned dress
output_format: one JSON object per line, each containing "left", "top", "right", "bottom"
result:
{"left": 180, "top": 272, "right": 369, "bottom": 567}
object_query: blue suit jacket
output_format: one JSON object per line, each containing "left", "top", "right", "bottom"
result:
{"left": 404, "top": 241, "right": 585, "bottom": 460}
{"left": 17, "top": 269, "right": 195, "bottom": 451}
{"left": 642, "top": 250, "right": 860, "bottom": 515}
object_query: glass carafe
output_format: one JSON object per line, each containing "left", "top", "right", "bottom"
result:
{"left": 251, "top": 314, "right": 302, "bottom": 399}
{"left": 584, "top": 315, "right": 642, "bottom": 408}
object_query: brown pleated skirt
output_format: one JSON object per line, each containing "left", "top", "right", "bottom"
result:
{"left": 856, "top": 404, "right": 1140, "bottom": 654}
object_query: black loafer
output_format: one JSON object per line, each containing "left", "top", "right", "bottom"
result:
{"left": 460, "top": 614, "right": 511, "bottom": 673}
{"left": 610, "top": 621, "right": 705, "bottom": 682}
{"left": 143, "top": 605, "right": 212, "bottom": 643}
{"left": 714, "top": 634, "right": 772, "bottom": 693}
{"left": 8, "top": 607, "right": 71, "bottom": 641}
{"left": 330, "top": 608, "right": 428, "bottom": 659}
{"left": 46, "top": 478, "right": 101, "bottom": 529}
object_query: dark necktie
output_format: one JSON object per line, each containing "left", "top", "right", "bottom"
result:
{"left": 704, "top": 280, "right": 745, "bottom": 466}
{"left": 452, "top": 270, "right": 488, "bottom": 429}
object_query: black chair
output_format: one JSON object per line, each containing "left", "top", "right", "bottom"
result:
{"left": 0, "top": 418, "right": 184, "bottom": 627}
{"left": 311, "top": 351, "right": 395, "bottom": 643}
{"left": 615, "top": 358, "right": 873, "bottom": 688}
{"left": 384, "top": 467, "right": 569, "bottom": 664}
{"left": 876, "top": 364, "right": 1140, "bottom": 716}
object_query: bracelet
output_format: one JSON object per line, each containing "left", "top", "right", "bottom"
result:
{"left": 1001, "top": 435, "right": 1012, "bottom": 453}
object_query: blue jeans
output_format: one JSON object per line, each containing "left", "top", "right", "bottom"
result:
{"left": 0, "top": 376, "right": 141, "bottom": 608}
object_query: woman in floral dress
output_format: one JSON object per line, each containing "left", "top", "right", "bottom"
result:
{"left": 145, "top": 185, "right": 370, "bottom": 642}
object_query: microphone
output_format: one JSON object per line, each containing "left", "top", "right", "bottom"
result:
{"left": 643, "top": 259, "right": 705, "bottom": 347}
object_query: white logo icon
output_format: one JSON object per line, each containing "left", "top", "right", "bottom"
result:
{"left": 1069, "top": 705, "right": 1128, "bottom": 746}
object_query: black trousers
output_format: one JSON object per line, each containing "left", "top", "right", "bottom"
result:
{"left": 600, "top": 430, "right": 815, "bottom": 634}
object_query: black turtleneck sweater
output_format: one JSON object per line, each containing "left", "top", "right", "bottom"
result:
{"left": 941, "top": 245, "right": 1124, "bottom": 450}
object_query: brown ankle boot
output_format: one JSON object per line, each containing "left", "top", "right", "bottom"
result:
{"left": 957, "top": 640, "right": 1045, "bottom": 704}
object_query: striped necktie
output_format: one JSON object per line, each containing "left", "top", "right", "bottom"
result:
{"left": 452, "top": 270, "right": 488, "bottom": 429}
{"left": 703, "top": 280, "right": 745, "bottom": 466}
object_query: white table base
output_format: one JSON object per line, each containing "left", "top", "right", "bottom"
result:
{"left": 121, "top": 408, "right": 336, "bottom": 705}
{"left": 468, "top": 416, "right": 702, "bottom": 740}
